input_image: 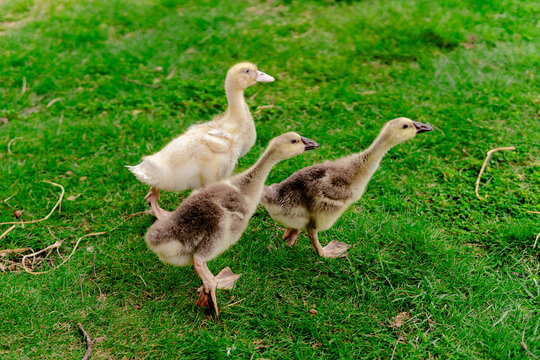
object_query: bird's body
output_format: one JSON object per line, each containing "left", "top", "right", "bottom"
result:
{"left": 262, "top": 155, "right": 381, "bottom": 233}
{"left": 127, "top": 62, "right": 274, "bottom": 219}
{"left": 261, "top": 117, "right": 433, "bottom": 258}
{"left": 145, "top": 132, "right": 319, "bottom": 315}
{"left": 146, "top": 183, "right": 249, "bottom": 265}
{"left": 130, "top": 115, "right": 254, "bottom": 192}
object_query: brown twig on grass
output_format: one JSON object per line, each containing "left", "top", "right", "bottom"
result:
{"left": 89, "top": 278, "right": 103, "bottom": 299}
{"left": 3, "top": 194, "right": 15, "bottom": 205}
{"left": 526, "top": 211, "right": 540, "bottom": 215}
{"left": 0, "top": 225, "right": 16, "bottom": 241}
{"left": 121, "top": 75, "right": 161, "bottom": 89}
{"left": 123, "top": 210, "right": 152, "bottom": 221}
{"left": 20, "top": 240, "right": 62, "bottom": 270}
{"left": 137, "top": 274, "right": 148, "bottom": 287}
{"left": 0, "top": 244, "right": 29, "bottom": 256}
{"left": 534, "top": 233, "right": 540, "bottom": 249}
{"left": 77, "top": 322, "right": 93, "bottom": 360}
{"left": 22, "top": 232, "right": 107, "bottom": 275}
{"left": 166, "top": 68, "right": 176, "bottom": 80}
{"left": 46, "top": 98, "right": 63, "bottom": 108}
{"left": 475, "top": 147, "right": 516, "bottom": 200}
{"left": 390, "top": 339, "right": 399, "bottom": 360}
{"left": 1, "top": 210, "right": 149, "bottom": 275}
{"left": 223, "top": 298, "right": 246, "bottom": 309}
{"left": 521, "top": 315, "right": 539, "bottom": 359}
{"left": 7, "top": 137, "right": 24, "bottom": 154}
{"left": 0, "top": 181, "right": 64, "bottom": 226}
{"left": 254, "top": 104, "right": 280, "bottom": 116}
{"left": 248, "top": 90, "right": 260, "bottom": 101}
{"left": 93, "top": 252, "right": 97, "bottom": 278}
{"left": 79, "top": 273, "right": 85, "bottom": 302}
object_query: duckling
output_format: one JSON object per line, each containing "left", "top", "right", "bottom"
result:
{"left": 261, "top": 117, "right": 432, "bottom": 258}
{"left": 145, "top": 132, "right": 319, "bottom": 315}
{"left": 127, "top": 62, "right": 275, "bottom": 220}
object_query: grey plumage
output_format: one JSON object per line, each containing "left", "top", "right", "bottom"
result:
{"left": 143, "top": 131, "right": 319, "bottom": 315}
{"left": 261, "top": 117, "right": 433, "bottom": 258}
{"left": 146, "top": 184, "right": 248, "bottom": 260}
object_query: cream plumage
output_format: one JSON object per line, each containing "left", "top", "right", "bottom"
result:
{"left": 145, "top": 132, "right": 319, "bottom": 315}
{"left": 261, "top": 117, "right": 433, "bottom": 258}
{"left": 127, "top": 62, "right": 274, "bottom": 219}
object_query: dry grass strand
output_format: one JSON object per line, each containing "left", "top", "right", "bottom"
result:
{"left": 77, "top": 323, "right": 93, "bottom": 360}
{"left": 0, "top": 181, "right": 64, "bottom": 226}
{"left": 521, "top": 315, "right": 539, "bottom": 359}
{"left": 475, "top": 147, "right": 516, "bottom": 200}
{"left": 46, "top": 98, "right": 63, "bottom": 107}
{"left": 0, "top": 225, "right": 16, "bottom": 241}
{"left": 22, "top": 232, "right": 106, "bottom": 275}
{"left": 7, "top": 137, "right": 24, "bottom": 154}
{"left": 1, "top": 210, "right": 149, "bottom": 275}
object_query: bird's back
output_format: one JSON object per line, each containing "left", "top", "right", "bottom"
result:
{"left": 262, "top": 164, "right": 329, "bottom": 208}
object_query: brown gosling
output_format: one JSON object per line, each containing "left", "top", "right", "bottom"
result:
{"left": 144, "top": 132, "right": 319, "bottom": 315}
{"left": 261, "top": 117, "right": 432, "bottom": 258}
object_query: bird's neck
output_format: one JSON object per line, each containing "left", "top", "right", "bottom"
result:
{"left": 225, "top": 87, "right": 249, "bottom": 122}
{"left": 231, "top": 149, "right": 277, "bottom": 204}
{"left": 349, "top": 134, "right": 392, "bottom": 184}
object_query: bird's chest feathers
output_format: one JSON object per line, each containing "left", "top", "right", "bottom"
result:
{"left": 206, "top": 211, "right": 249, "bottom": 260}
{"left": 350, "top": 182, "right": 368, "bottom": 203}
{"left": 314, "top": 210, "right": 344, "bottom": 231}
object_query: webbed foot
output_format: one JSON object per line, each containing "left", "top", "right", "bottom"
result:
{"left": 196, "top": 281, "right": 219, "bottom": 316}
{"left": 214, "top": 267, "right": 241, "bottom": 289}
{"left": 197, "top": 267, "right": 241, "bottom": 292}
{"left": 321, "top": 240, "right": 350, "bottom": 258}
{"left": 282, "top": 228, "right": 300, "bottom": 248}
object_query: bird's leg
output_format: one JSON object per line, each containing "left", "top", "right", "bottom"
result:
{"left": 282, "top": 227, "right": 301, "bottom": 248}
{"left": 144, "top": 186, "right": 171, "bottom": 220}
{"left": 307, "top": 228, "right": 325, "bottom": 257}
{"left": 193, "top": 255, "right": 219, "bottom": 316}
{"left": 307, "top": 228, "right": 349, "bottom": 259}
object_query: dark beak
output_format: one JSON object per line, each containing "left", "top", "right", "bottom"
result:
{"left": 413, "top": 121, "right": 433, "bottom": 134}
{"left": 301, "top": 137, "right": 319, "bottom": 151}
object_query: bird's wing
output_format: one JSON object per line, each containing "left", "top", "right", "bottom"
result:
{"left": 320, "top": 175, "right": 353, "bottom": 201}
{"left": 203, "top": 129, "right": 232, "bottom": 153}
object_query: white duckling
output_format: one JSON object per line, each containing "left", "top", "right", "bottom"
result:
{"left": 144, "top": 132, "right": 319, "bottom": 315}
{"left": 261, "top": 117, "right": 432, "bottom": 258}
{"left": 128, "top": 62, "right": 275, "bottom": 220}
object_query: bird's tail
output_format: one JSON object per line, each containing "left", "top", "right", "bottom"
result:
{"left": 125, "top": 163, "right": 153, "bottom": 184}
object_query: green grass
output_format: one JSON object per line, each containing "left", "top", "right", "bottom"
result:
{"left": 1, "top": 0, "right": 539, "bottom": 358}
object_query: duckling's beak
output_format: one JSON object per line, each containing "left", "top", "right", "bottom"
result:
{"left": 301, "top": 137, "right": 319, "bottom": 151}
{"left": 413, "top": 121, "right": 433, "bottom": 134}
{"left": 256, "top": 70, "right": 275, "bottom": 82}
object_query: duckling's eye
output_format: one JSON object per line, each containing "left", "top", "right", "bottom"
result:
{"left": 244, "top": 69, "right": 250, "bottom": 74}
{"left": 402, "top": 124, "right": 409, "bottom": 129}
{"left": 291, "top": 139, "right": 298, "bottom": 144}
